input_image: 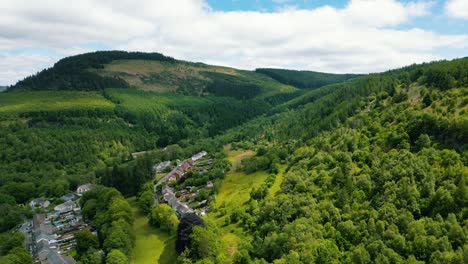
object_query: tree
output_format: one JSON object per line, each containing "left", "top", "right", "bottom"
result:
{"left": 138, "top": 190, "right": 154, "bottom": 214}
{"left": 0, "top": 248, "right": 33, "bottom": 264}
{"left": 0, "top": 204, "right": 22, "bottom": 232}
{"left": 103, "top": 227, "right": 133, "bottom": 256}
{"left": 75, "top": 229, "right": 99, "bottom": 257}
{"left": 176, "top": 213, "right": 205, "bottom": 253}
{"left": 189, "top": 226, "right": 221, "bottom": 261}
{"left": 150, "top": 204, "right": 179, "bottom": 234}
{"left": 106, "top": 249, "right": 128, "bottom": 264}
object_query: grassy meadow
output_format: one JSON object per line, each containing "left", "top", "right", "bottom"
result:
{"left": 0, "top": 91, "right": 114, "bottom": 115}
{"left": 128, "top": 198, "right": 177, "bottom": 264}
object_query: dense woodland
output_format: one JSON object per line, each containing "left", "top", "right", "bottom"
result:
{"left": 255, "top": 68, "right": 362, "bottom": 89}
{"left": 0, "top": 53, "right": 466, "bottom": 264}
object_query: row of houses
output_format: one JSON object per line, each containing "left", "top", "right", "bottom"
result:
{"left": 33, "top": 214, "right": 77, "bottom": 264}
{"left": 164, "top": 159, "right": 195, "bottom": 182}
{"left": 161, "top": 186, "right": 193, "bottom": 216}
{"left": 29, "top": 183, "right": 92, "bottom": 210}
{"left": 25, "top": 183, "right": 93, "bottom": 264}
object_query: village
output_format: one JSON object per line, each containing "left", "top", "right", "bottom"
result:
{"left": 19, "top": 183, "right": 93, "bottom": 264}
{"left": 19, "top": 150, "right": 214, "bottom": 264}
{"left": 153, "top": 150, "right": 216, "bottom": 217}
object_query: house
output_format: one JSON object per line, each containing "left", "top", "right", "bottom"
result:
{"left": 206, "top": 181, "right": 214, "bottom": 189}
{"left": 191, "top": 151, "right": 207, "bottom": 161}
{"left": 131, "top": 150, "right": 149, "bottom": 159}
{"left": 54, "top": 201, "right": 77, "bottom": 214}
{"left": 153, "top": 161, "right": 171, "bottom": 172}
{"left": 37, "top": 239, "right": 75, "bottom": 264}
{"left": 60, "top": 193, "right": 76, "bottom": 202}
{"left": 76, "top": 183, "right": 92, "bottom": 195}
{"left": 161, "top": 186, "right": 193, "bottom": 216}
{"left": 30, "top": 198, "right": 50, "bottom": 209}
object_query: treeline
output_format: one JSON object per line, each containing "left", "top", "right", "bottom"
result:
{"left": 214, "top": 58, "right": 467, "bottom": 263}
{"left": 9, "top": 51, "right": 175, "bottom": 91}
{"left": 97, "top": 155, "right": 153, "bottom": 196}
{"left": 0, "top": 232, "right": 32, "bottom": 263}
{"left": 255, "top": 68, "right": 362, "bottom": 89}
{"left": 79, "top": 185, "right": 135, "bottom": 263}
{"left": 203, "top": 72, "right": 263, "bottom": 99}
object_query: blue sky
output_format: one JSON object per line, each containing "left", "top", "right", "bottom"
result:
{"left": 0, "top": 0, "right": 467, "bottom": 85}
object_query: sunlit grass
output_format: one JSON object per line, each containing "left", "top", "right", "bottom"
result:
{"left": 0, "top": 91, "right": 114, "bottom": 114}
{"left": 128, "top": 198, "right": 177, "bottom": 264}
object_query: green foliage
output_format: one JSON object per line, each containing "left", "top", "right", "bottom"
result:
{"left": 203, "top": 72, "right": 262, "bottom": 99}
{"left": 188, "top": 225, "right": 221, "bottom": 262}
{"left": 99, "top": 154, "right": 153, "bottom": 196}
{"left": 80, "top": 186, "right": 135, "bottom": 259}
{"left": 221, "top": 58, "right": 468, "bottom": 263}
{"left": 149, "top": 204, "right": 179, "bottom": 234}
{"left": 138, "top": 190, "right": 154, "bottom": 215}
{"left": 75, "top": 229, "right": 99, "bottom": 257}
{"left": 176, "top": 213, "right": 205, "bottom": 254}
{"left": 106, "top": 249, "right": 128, "bottom": 264}
{"left": 256, "top": 68, "right": 362, "bottom": 89}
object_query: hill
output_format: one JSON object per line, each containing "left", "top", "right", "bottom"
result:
{"left": 255, "top": 68, "right": 362, "bottom": 89}
{"left": 205, "top": 57, "right": 468, "bottom": 263}
{"left": 0, "top": 53, "right": 466, "bottom": 264}
{"left": 8, "top": 51, "right": 303, "bottom": 101}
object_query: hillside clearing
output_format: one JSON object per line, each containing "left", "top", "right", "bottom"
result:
{"left": 128, "top": 198, "right": 177, "bottom": 264}
{"left": 207, "top": 147, "right": 268, "bottom": 258}
{"left": 0, "top": 91, "right": 114, "bottom": 114}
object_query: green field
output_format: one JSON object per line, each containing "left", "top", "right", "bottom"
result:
{"left": 0, "top": 91, "right": 114, "bottom": 114}
{"left": 268, "top": 165, "right": 286, "bottom": 196}
{"left": 208, "top": 147, "right": 268, "bottom": 258}
{"left": 129, "top": 198, "right": 177, "bottom": 264}
{"left": 106, "top": 88, "right": 213, "bottom": 112}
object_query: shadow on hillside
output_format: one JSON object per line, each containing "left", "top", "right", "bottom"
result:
{"left": 158, "top": 237, "right": 177, "bottom": 264}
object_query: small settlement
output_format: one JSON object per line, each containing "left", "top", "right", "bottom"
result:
{"left": 155, "top": 151, "right": 213, "bottom": 216}
{"left": 20, "top": 183, "right": 94, "bottom": 264}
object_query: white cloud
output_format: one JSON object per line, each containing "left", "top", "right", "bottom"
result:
{"left": 0, "top": 53, "right": 56, "bottom": 86}
{"left": 0, "top": 0, "right": 466, "bottom": 85}
{"left": 445, "top": 0, "right": 468, "bottom": 19}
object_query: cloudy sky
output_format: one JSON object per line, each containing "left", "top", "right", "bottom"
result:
{"left": 1, "top": 0, "right": 467, "bottom": 85}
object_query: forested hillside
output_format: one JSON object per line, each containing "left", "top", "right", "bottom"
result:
{"left": 255, "top": 68, "right": 362, "bottom": 89}
{"left": 0, "top": 53, "right": 466, "bottom": 264}
{"left": 191, "top": 58, "right": 467, "bottom": 263}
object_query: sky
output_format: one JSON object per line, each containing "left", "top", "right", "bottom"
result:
{"left": 0, "top": 0, "right": 467, "bottom": 85}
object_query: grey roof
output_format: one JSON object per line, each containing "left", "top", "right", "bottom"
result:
{"left": 42, "top": 250, "right": 75, "bottom": 264}
{"left": 77, "top": 183, "right": 92, "bottom": 189}
{"left": 61, "top": 193, "right": 76, "bottom": 201}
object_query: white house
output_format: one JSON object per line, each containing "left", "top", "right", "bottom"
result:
{"left": 191, "top": 151, "right": 207, "bottom": 161}
{"left": 30, "top": 197, "right": 50, "bottom": 209}
{"left": 76, "top": 183, "right": 92, "bottom": 195}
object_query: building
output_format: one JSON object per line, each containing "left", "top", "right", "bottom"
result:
{"left": 164, "top": 159, "right": 195, "bottom": 183}
{"left": 153, "top": 161, "right": 171, "bottom": 172}
{"left": 76, "top": 183, "right": 92, "bottom": 194}
{"left": 191, "top": 151, "right": 207, "bottom": 161}
{"left": 37, "top": 239, "right": 75, "bottom": 264}
{"left": 60, "top": 193, "right": 76, "bottom": 202}
{"left": 54, "top": 201, "right": 77, "bottom": 214}
{"left": 161, "top": 186, "right": 193, "bottom": 216}
{"left": 206, "top": 181, "right": 214, "bottom": 188}
{"left": 30, "top": 198, "right": 50, "bottom": 209}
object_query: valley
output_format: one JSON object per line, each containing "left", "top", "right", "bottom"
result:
{"left": 0, "top": 51, "right": 466, "bottom": 264}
